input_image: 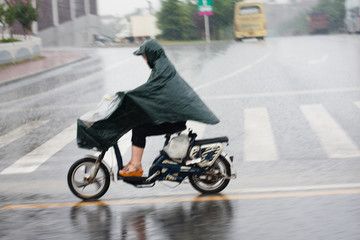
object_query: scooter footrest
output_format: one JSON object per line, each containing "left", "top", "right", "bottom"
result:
{"left": 119, "top": 176, "right": 151, "bottom": 185}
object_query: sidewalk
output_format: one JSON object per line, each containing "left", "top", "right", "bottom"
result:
{"left": 0, "top": 50, "right": 88, "bottom": 85}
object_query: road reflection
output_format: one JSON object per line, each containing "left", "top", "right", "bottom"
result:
{"left": 69, "top": 195, "right": 233, "bottom": 239}
{"left": 70, "top": 202, "right": 112, "bottom": 239}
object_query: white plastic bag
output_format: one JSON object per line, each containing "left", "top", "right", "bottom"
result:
{"left": 164, "top": 135, "right": 190, "bottom": 159}
{"left": 80, "top": 94, "right": 120, "bottom": 127}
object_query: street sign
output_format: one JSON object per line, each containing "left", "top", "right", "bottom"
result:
{"left": 198, "top": 0, "right": 213, "bottom": 15}
{"left": 198, "top": 0, "right": 213, "bottom": 42}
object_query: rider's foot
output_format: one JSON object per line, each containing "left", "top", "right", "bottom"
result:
{"left": 119, "top": 162, "right": 143, "bottom": 177}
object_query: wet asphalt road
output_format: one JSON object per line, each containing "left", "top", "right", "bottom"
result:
{"left": 0, "top": 35, "right": 360, "bottom": 239}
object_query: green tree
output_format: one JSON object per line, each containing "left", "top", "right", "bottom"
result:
{"left": 189, "top": 0, "right": 238, "bottom": 40}
{"left": 4, "top": 4, "right": 16, "bottom": 39}
{"left": 0, "top": 3, "right": 6, "bottom": 40}
{"left": 5, "top": 0, "right": 41, "bottom": 38}
{"left": 156, "top": 0, "right": 240, "bottom": 40}
{"left": 15, "top": 0, "right": 40, "bottom": 37}
{"left": 211, "top": 0, "right": 237, "bottom": 39}
{"left": 157, "top": 0, "right": 198, "bottom": 40}
{"left": 157, "top": 0, "right": 239, "bottom": 41}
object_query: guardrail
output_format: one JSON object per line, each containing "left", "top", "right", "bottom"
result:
{"left": 0, "top": 35, "right": 42, "bottom": 64}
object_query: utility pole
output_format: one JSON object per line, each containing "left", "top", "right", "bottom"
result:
{"left": 198, "top": 0, "right": 213, "bottom": 43}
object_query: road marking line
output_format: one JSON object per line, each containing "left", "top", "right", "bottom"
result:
{"left": 203, "top": 87, "right": 360, "bottom": 100}
{"left": 244, "top": 108, "right": 278, "bottom": 161}
{"left": 300, "top": 104, "right": 360, "bottom": 158}
{"left": 0, "top": 123, "right": 77, "bottom": 175}
{"left": 308, "top": 54, "right": 328, "bottom": 65}
{"left": 0, "top": 103, "right": 96, "bottom": 113}
{"left": 2, "top": 189, "right": 360, "bottom": 210}
{"left": 194, "top": 51, "right": 272, "bottom": 91}
{"left": 156, "top": 183, "right": 360, "bottom": 197}
{"left": 103, "top": 59, "right": 131, "bottom": 72}
{"left": 0, "top": 120, "right": 48, "bottom": 149}
{"left": 355, "top": 101, "right": 360, "bottom": 108}
{"left": 225, "top": 183, "right": 360, "bottom": 194}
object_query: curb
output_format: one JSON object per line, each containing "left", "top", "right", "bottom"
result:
{"left": 0, "top": 52, "right": 90, "bottom": 87}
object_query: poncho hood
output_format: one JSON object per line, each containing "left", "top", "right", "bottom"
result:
{"left": 77, "top": 40, "right": 219, "bottom": 151}
{"left": 133, "top": 40, "right": 165, "bottom": 69}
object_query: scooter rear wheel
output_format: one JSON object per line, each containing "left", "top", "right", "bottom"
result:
{"left": 189, "top": 155, "right": 231, "bottom": 194}
{"left": 67, "top": 158, "right": 111, "bottom": 200}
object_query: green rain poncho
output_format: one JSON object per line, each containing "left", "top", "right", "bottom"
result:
{"left": 77, "top": 40, "right": 219, "bottom": 151}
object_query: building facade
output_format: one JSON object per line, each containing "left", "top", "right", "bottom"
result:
{"left": 0, "top": 0, "right": 100, "bottom": 47}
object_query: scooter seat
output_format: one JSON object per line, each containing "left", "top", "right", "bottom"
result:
{"left": 194, "top": 136, "right": 229, "bottom": 145}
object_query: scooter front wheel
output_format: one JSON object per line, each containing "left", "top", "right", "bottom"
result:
{"left": 189, "top": 155, "right": 231, "bottom": 194}
{"left": 67, "top": 158, "right": 110, "bottom": 200}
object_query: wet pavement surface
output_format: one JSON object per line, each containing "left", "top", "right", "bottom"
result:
{"left": 0, "top": 35, "right": 360, "bottom": 239}
{"left": 1, "top": 191, "right": 359, "bottom": 239}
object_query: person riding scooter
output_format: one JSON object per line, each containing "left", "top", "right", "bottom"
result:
{"left": 77, "top": 40, "right": 219, "bottom": 177}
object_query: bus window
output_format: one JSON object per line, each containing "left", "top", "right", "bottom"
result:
{"left": 239, "top": 6, "right": 261, "bottom": 15}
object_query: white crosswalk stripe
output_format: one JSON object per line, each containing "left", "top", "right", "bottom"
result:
{"left": 186, "top": 120, "right": 206, "bottom": 138}
{"left": 300, "top": 104, "right": 360, "bottom": 158}
{"left": 243, "top": 108, "right": 279, "bottom": 161}
{"left": 0, "top": 123, "right": 77, "bottom": 175}
{"left": 117, "top": 131, "right": 132, "bottom": 155}
{"left": 355, "top": 101, "right": 360, "bottom": 108}
{"left": 0, "top": 120, "right": 48, "bottom": 149}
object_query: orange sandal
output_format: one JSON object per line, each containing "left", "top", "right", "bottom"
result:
{"left": 119, "top": 163, "right": 143, "bottom": 177}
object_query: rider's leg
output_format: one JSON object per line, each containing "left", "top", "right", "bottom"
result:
{"left": 130, "top": 145, "right": 144, "bottom": 166}
{"left": 118, "top": 145, "right": 144, "bottom": 177}
{"left": 119, "top": 121, "right": 186, "bottom": 177}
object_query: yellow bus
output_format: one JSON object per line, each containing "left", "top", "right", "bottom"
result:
{"left": 233, "top": 2, "right": 267, "bottom": 41}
